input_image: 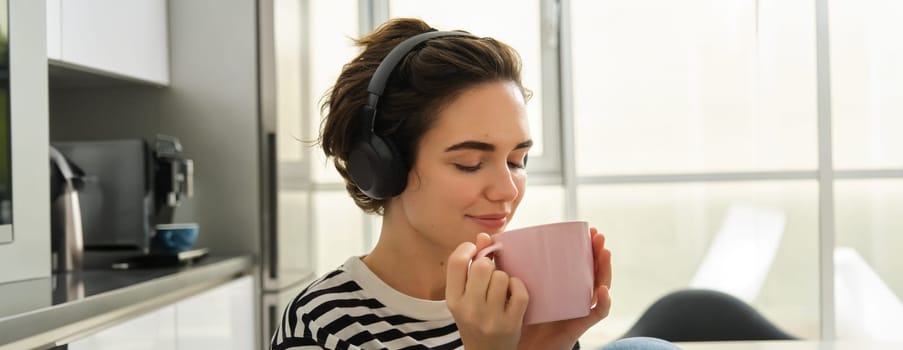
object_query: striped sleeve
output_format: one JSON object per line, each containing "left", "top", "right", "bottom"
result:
{"left": 270, "top": 265, "right": 464, "bottom": 350}
{"left": 271, "top": 270, "right": 345, "bottom": 350}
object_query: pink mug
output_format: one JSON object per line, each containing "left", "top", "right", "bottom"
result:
{"left": 475, "top": 221, "right": 594, "bottom": 325}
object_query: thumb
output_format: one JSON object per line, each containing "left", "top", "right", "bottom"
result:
{"left": 474, "top": 232, "right": 493, "bottom": 252}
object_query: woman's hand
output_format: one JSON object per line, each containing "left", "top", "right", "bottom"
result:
{"left": 517, "top": 227, "right": 613, "bottom": 350}
{"left": 446, "top": 233, "right": 530, "bottom": 350}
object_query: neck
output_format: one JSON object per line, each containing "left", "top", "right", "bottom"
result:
{"left": 361, "top": 206, "right": 451, "bottom": 301}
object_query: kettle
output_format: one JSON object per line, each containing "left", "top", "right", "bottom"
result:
{"left": 50, "top": 146, "right": 85, "bottom": 272}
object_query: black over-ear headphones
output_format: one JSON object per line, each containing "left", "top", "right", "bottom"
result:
{"left": 347, "top": 30, "right": 476, "bottom": 200}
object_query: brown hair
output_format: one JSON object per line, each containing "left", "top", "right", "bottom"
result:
{"left": 319, "top": 18, "right": 529, "bottom": 214}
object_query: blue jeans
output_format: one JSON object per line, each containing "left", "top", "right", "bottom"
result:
{"left": 598, "top": 337, "right": 682, "bottom": 350}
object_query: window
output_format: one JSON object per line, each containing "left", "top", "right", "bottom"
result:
{"left": 571, "top": 0, "right": 816, "bottom": 176}
{"left": 308, "top": 0, "right": 361, "bottom": 183}
{"left": 830, "top": 0, "right": 903, "bottom": 340}
{"left": 577, "top": 181, "right": 820, "bottom": 339}
{"left": 569, "top": 0, "right": 820, "bottom": 341}
{"left": 296, "top": 0, "right": 903, "bottom": 342}
{"left": 305, "top": 0, "right": 369, "bottom": 275}
{"left": 835, "top": 180, "right": 903, "bottom": 332}
{"left": 508, "top": 185, "right": 566, "bottom": 229}
{"left": 313, "top": 190, "right": 366, "bottom": 274}
{"left": 830, "top": 0, "right": 903, "bottom": 170}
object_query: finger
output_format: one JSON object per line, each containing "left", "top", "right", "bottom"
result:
{"left": 475, "top": 232, "right": 493, "bottom": 252}
{"left": 486, "top": 270, "right": 511, "bottom": 312}
{"left": 589, "top": 284, "right": 612, "bottom": 321}
{"left": 593, "top": 247, "right": 612, "bottom": 290}
{"left": 446, "top": 242, "right": 477, "bottom": 300}
{"left": 597, "top": 242, "right": 611, "bottom": 290}
{"left": 465, "top": 257, "right": 495, "bottom": 301}
{"left": 505, "top": 277, "right": 529, "bottom": 320}
{"left": 595, "top": 227, "right": 606, "bottom": 247}
{"left": 589, "top": 227, "right": 599, "bottom": 263}
{"left": 592, "top": 233, "right": 612, "bottom": 290}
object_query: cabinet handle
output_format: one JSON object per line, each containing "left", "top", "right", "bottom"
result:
{"left": 266, "top": 132, "right": 278, "bottom": 280}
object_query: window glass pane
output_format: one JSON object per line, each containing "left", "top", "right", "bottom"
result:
{"left": 309, "top": 0, "right": 359, "bottom": 183}
{"left": 576, "top": 181, "right": 819, "bottom": 343}
{"left": 313, "top": 191, "right": 366, "bottom": 275}
{"left": 278, "top": 191, "right": 313, "bottom": 276}
{"left": 274, "top": 0, "right": 304, "bottom": 162}
{"left": 508, "top": 185, "right": 565, "bottom": 229}
{"left": 830, "top": 0, "right": 903, "bottom": 169}
{"left": 388, "top": 0, "right": 545, "bottom": 157}
{"left": 835, "top": 179, "right": 903, "bottom": 341}
{"left": 571, "top": 0, "right": 816, "bottom": 175}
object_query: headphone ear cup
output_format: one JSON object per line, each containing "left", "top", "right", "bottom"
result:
{"left": 347, "top": 31, "right": 473, "bottom": 201}
{"left": 347, "top": 133, "right": 408, "bottom": 200}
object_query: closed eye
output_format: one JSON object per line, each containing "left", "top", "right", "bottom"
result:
{"left": 508, "top": 154, "right": 528, "bottom": 170}
{"left": 455, "top": 163, "right": 482, "bottom": 172}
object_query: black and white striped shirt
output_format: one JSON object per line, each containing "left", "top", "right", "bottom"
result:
{"left": 271, "top": 256, "right": 464, "bottom": 349}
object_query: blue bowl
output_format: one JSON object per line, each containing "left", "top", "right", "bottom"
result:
{"left": 152, "top": 223, "right": 199, "bottom": 253}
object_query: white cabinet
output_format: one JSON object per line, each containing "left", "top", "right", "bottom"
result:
{"left": 67, "top": 276, "right": 255, "bottom": 349}
{"left": 46, "top": 0, "right": 169, "bottom": 85}
{"left": 175, "top": 275, "right": 256, "bottom": 350}
{"left": 68, "top": 305, "right": 177, "bottom": 350}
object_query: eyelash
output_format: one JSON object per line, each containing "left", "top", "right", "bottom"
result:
{"left": 454, "top": 164, "right": 481, "bottom": 172}
{"left": 454, "top": 162, "right": 526, "bottom": 173}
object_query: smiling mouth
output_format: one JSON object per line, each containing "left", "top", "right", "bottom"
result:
{"left": 466, "top": 215, "right": 508, "bottom": 231}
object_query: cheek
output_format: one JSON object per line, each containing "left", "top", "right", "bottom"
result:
{"left": 433, "top": 172, "right": 484, "bottom": 207}
{"left": 403, "top": 169, "right": 479, "bottom": 214}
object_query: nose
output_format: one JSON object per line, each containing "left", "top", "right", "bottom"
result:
{"left": 485, "top": 164, "right": 520, "bottom": 202}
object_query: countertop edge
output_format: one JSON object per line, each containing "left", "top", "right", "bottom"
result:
{"left": 0, "top": 255, "right": 254, "bottom": 349}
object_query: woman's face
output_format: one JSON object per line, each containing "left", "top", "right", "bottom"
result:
{"left": 397, "top": 80, "right": 531, "bottom": 251}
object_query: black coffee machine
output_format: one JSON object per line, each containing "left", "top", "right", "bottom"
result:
{"left": 153, "top": 135, "right": 195, "bottom": 224}
{"left": 50, "top": 135, "right": 194, "bottom": 259}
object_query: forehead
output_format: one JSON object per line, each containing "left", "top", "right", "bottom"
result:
{"left": 422, "top": 81, "right": 530, "bottom": 148}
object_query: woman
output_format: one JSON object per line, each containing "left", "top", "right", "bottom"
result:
{"left": 271, "top": 18, "right": 678, "bottom": 350}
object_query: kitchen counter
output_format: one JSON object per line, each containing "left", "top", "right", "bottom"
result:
{"left": 0, "top": 255, "right": 254, "bottom": 349}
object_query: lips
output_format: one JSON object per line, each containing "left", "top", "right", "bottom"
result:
{"left": 467, "top": 214, "right": 508, "bottom": 231}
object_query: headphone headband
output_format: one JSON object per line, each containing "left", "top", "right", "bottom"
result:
{"left": 365, "top": 30, "right": 476, "bottom": 115}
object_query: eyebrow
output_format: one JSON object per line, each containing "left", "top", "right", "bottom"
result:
{"left": 445, "top": 139, "right": 533, "bottom": 152}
